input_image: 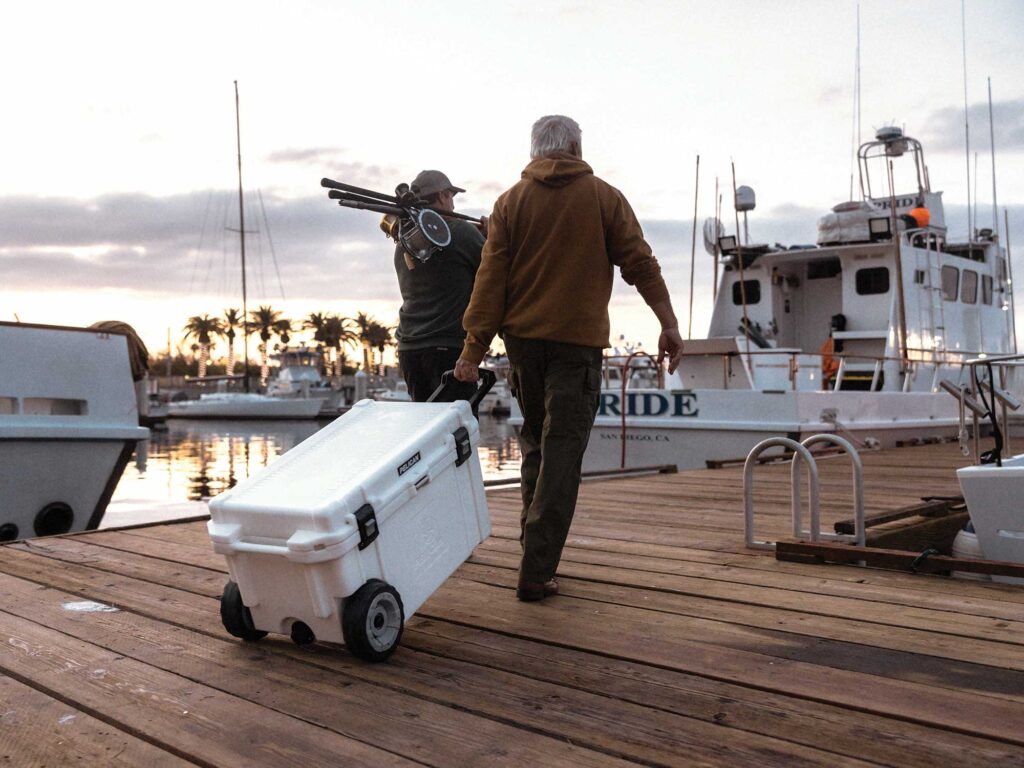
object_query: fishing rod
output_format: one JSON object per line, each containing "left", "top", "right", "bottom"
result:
{"left": 322, "top": 177, "right": 484, "bottom": 224}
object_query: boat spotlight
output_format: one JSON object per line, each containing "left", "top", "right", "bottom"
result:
{"left": 868, "top": 217, "right": 892, "bottom": 242}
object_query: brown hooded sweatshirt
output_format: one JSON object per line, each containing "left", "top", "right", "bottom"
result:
{"left": 461, "top": 152, "right": 670, "bottom": 364}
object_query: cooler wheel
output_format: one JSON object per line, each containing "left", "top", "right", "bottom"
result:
{"left": 220, "top": 580, "right": 268, "bottom": 642}
{"left": 341, "top": 579, "right": 404, "bottom": 662}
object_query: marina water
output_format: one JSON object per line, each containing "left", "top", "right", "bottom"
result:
{"left": 105, "top": 415, "right": 521, "bottom": 528}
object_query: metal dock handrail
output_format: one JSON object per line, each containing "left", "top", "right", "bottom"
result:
{"left": 744, "top": 434, "right": 865, "bottom": 550}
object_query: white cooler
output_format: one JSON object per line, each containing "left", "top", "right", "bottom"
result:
{"left": 207, "top": 390, "right": 491, "bottom": 661}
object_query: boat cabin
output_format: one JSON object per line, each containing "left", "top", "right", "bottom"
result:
{"left": 686, "top": 128, "right": 1013, "bottom": 394}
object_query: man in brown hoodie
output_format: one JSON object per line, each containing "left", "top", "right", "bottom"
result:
{"left": 455, "top": 115, "right": 684, "bottom": 601}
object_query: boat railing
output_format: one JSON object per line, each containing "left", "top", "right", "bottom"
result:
{"left": 942, "top": 353, "right": 1024, "bottom": 462}
{"left": 610, "top": 345, "right": 980, "bottom": 393}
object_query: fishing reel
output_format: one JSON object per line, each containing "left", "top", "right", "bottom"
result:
{"left": 322, "top": 176, "right": 484, "bottom": 265}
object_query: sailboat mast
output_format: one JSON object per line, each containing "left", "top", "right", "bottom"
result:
{"left": 234, "top": 80, "right": 251, "bottom": 393}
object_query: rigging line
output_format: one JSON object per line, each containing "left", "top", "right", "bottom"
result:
{"left": 258, "top": 188, "right": 287, "bottom": 301}
{"left": 687, "top": 154, "right": 699, "bottom": 339}
{"left": 253, "top": 194, "right": 268, "bottom": 301}
{"left": 961, "top": 0, "right": 972, "bottom": 240}
{"left": 203, "top": 192, "right": 226, "bottom": 295}
{"left": 188, "top": 188, "right": 215, "bottom": 295}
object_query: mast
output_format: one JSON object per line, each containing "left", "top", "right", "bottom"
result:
{"left": 234, "top": 80, "right": 251, "bottom": 393}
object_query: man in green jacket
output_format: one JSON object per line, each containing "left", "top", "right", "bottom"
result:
{"left": 394, "top": 170, "right": 484, "bottom": 402}
{"left": 455, "top": 115, "right": 684, "bottom": 602}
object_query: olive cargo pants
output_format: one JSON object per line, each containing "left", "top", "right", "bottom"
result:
{"left": 504, "top": 335, "right": 603, "bottom": 585}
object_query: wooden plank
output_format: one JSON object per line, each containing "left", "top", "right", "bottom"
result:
{"left": 0, "top": 675, "right": 194, "bottom": 767}
{"left": 0, "top": 609, "right": 416, "bottom": 767}
{"left": 467, "top": 547, "right": 1024, "bottom": 644}
{"left": 415, "top": 578, "right": 1024, "bottom": 742}
{"left": 834, "top": 498, "right": 964, "bottom": 534}
{"left": 865, "top": 512, "right": 968, "bottom": 551}
{"left": 476, "top": 535, "right": 1024, "bottom": 621}
{"left": 777, "top": 541, "right": 1024, "bottom": 579}
{"left": 452, "top": 562, "right": 1024, "bottom": 696}
{"left": 0, "top": 572, "right": 635, "bottom": 768}
{"left": 404, "top": 620, "right": 1024, "bottom": 768}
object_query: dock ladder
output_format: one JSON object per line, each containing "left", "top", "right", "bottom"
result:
{"left": 743, "top": 434, "right": 866, "bottom": 550}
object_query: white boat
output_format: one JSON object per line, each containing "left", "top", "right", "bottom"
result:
{"left": 168, "top": 89, "right": 332, "bottom": 424}
{"left": 267, "top": 346, "right": 349, "bottom": 416}
{"left": 166, "top": 391, "right": 325, "bottom": 420}
{"left": 513, "top": 127, "right": 1015, "bottom": 472}
{"left": 0, "top": 321, "right": 149, "bottom": 541}
{"left": 374, "top": 381, "right": 412, "bottom": 402}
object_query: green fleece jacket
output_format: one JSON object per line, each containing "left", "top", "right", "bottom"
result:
{"left": 460, "top": 153, "right": 670, "bottom": 364}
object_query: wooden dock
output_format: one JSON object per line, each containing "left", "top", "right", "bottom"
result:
{"left": 2, "top": 441, "right": 1024, "bottom": 766}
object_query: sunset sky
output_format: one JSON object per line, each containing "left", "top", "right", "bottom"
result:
{"left": 2, "top": 0, "right": 1022, "bottom": 360}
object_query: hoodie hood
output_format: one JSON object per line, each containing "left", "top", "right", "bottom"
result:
{"left": 522, "top": 152, "right": 593, "bottom": 188}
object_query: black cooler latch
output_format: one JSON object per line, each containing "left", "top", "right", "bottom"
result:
{"left": 354, "top": 504, "right": 379, "bottom": 550}
{"left": 453, "top": 426, "right": 472, "bottom": 467}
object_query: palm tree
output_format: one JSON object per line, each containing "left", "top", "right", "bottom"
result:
{"left": 365, "top": 321, "right": 394, "bottom": 374}
{"left": 323, "top": 315, "right": 359, "bottom": 377}
{"left": 182, "top": 315, "right": 225, "bottom": 378}
{"left": 273, "top": 318, "right": 293, "bottom": 348}
{"left": 304, "top": 312, "right": 330, "bottom": 375}
{"left": 250, "top": 305, "right": 281, "bottom": 386}
{"left": 353, "top": 312, "right": 377, "bottom": 372}
{"left": 222, "top": 308, "right": 242, "bottom": 375}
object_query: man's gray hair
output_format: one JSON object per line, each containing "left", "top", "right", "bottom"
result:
{"left": 530, "top": 115, "right": 581, "bottom": 159}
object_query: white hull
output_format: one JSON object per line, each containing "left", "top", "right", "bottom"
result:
{"left": 167, "top": 393, "right": 326, "bottom": 420}
{"left": 0, "top": 438, "right": 136, "bottom": 537}
{"left": 513, "top": 387, "right": 960, "bottom": 472}
{"left": 0, "top": 322, "right": 148, "bottom": 540}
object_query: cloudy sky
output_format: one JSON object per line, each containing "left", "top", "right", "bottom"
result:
{"left": 2, "top": 0, "right": 1022, "bottom": 358}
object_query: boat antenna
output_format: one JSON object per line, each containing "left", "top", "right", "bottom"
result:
{"left": 1006, "top": 208, "right": 1018, "bottom": 352}
{"left": 730, "top": 160, "right": 752, "bottom": 363}
{"left": 848, "top": 1, "right": 861, "bottom": 201}
{"left": 234, "top": 80, "right": 251, "bottom": 394}
{"left": 713, "top": 178, "right": 720, "bottom": 301}
{"left": 961, "top": 0, "right": 973, "bottom": 241}
{"left": 988, "top": 77, "right": 999, "bottom": 236}
{"left": 886, "top": 159, "right": 909, "bottom": 367}
{"left": 687, "top": 154, "right": 700, "bottom": 339}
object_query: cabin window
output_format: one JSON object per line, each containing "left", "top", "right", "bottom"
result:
{"left": 941, "top": 265, "right": 959, "bottom": 301}
{"left": 913, "top": 269, "right": 926, "bottom": 285}
{"left": 807, "top": 259, "right": 841, "bottom": 279}
{"left": 961, "top": 270, "right": 978, "bottom": 304}
{"left": 0, "top": 397, "right": 15, "bottom": 415}
{"left": 855, "top": 267, "right": 890, "bottom": 295}
{"left": 22, "top": 398, "right": 87, "bottom": 416}
{"left": 732, "top": 279, "right": 760, "bottom": 305}
{"left": 982, "top": 275, "right": 993, "bottom": 305}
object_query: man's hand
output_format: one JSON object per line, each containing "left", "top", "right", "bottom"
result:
{"left": 476, "top": 215, "right": 488, "bottom": 238}
{"left": 454, "top": 358, "right": 479, "bottom": 382}
{"left": 657, "top": 328, "right": 684, "bottom": 374}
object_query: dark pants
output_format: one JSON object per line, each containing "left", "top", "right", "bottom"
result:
{"left": 398, "top": 346, "right": 477, "bottom": 403}
{"left": 504, "top": 334, "right": 602, "bottom": 585}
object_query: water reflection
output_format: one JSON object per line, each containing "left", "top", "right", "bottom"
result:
{"left": 113, "top": 415, "right": 522, "bottom": 512}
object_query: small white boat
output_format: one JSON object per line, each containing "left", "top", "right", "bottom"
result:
{"left": 0, "top": 321, "right": 149, "bottom": 541}
{"left": 166, "top": 391, "right": 326, "bottom": 420}
{"left": 374, "top": 381, "right": 412, "bottom": 402}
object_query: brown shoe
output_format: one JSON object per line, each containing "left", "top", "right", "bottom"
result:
{"left": 516, "top": 579, "right": 559, "bottom": 602}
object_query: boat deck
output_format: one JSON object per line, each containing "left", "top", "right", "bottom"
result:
{"left": 3, "top": 441, "right": 1024, "bottom": 766}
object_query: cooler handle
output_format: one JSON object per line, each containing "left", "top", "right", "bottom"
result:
{"left": 428, "top": 368, "right": 496, "bottom": 408}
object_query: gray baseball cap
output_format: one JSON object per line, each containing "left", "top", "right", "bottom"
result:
{"left": 410, "top": 170, "right": 465, "bottom": 197}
